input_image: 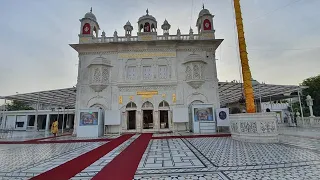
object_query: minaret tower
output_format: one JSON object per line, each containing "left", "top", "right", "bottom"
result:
{"left": 196, "top": 4, "right": 215, "bottom": 39}
{"left": 79, "top": 8, "right": 100, "bottom": 43}
{"left": 124, "top": 21, "right": 133, "bottom": 37}
{"left": 137, "top": 9, "right": 158, "bottom": 41}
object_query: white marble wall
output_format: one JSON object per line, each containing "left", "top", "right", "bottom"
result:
{"left": 74, "top": 41, "right": 220, "bottom": 133}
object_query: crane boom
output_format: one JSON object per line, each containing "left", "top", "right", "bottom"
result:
{"left": 233, "top": 0, "right": 256, "bottom": 113}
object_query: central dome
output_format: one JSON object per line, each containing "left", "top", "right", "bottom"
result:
{"left": 138, "top": 14, "right": 156, "bottom": 22}
{"left": 84, "top": 9, "right": 97, "bottom": 22}
{"left": 138, "top": 9, "right": 157, "bottom": 22}
{"left": 198, "top": 8, "right": 211, "bottom": 17}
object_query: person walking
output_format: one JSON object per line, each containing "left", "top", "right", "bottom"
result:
{"left": 51, "top": 119, "right": 58, "bottom": 137}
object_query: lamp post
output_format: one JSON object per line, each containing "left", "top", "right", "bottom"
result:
{"left": 306, "top": 95, "right": 314, "bottom": 117}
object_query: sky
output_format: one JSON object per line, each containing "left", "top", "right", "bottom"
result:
{"left": 0, "top": 0, "right": 319, "bottom": 97}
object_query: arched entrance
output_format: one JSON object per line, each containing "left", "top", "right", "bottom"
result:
{"left": 142, "top": 101, "right": 154, "bottom": 129}
{"left": 159, "top": 101, "right": 170, "bottom": 129}
{"left": 126, "top": 102, "right": 137, "bottom": 130}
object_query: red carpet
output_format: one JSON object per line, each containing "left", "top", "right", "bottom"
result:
{"left": 30, "top": 134, "right": 133, "bottom": 180}
{"left": 152, "top": 133, "right": 231, "bottom": 139}
{"left": 92, "top": 133, "right": 152, "bottom": 180}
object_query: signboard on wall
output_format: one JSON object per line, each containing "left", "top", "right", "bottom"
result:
{"left": 194, "top": 107, "right": 214, "bottom": 122}
{"left": 79, "top": 112, "right": 98, "bottom": 126}
{"left": 216, "top": 108, "right": 230, "bottom": 127}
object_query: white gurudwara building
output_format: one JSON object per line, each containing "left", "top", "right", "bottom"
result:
{"left": 70, "top": 7, "right": 223, "bottom": 136}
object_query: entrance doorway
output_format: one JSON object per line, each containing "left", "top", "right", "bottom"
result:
{"left": 160, "top": 110, "right": 169, "bottom": 128}
{"left": 127, "top": 110, "right": 136, "bottom": 130}
{"left": 143, "top": 110, "right": 153, "bottom": 129}
{"left": 159, "top": 101, "right": 170, "bottom": 129}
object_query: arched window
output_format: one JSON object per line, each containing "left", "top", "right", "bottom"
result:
{"left": 203, "top": 19, "right": 212, "bottom": 31}
{"left": 144, "top": 22, "right": 150, "bottom": 32}
{"left": 140, "top": 24, "right": 143, "bottom": 32}
{"left": 159, "top": 101, "right": 169, "bottom": 108}
{"left": 82, "top": 23, "right": 91, "bottom": 34}
{"left": 151, "top": 24, "right": 155, "bottom": 32}
{"left": 142, "top": 101, "right": 153, "bottom": 109}
{"left": 93, "top": 26, "right": 97, "bottom": 37}
{"left": 126, "top": 102, "right": 137, "bottom": 109}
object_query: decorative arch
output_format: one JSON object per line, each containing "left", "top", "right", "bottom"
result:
{"left": 151, "top": 24, "right": 155, "bottom": 32}
{"left": 158, "top": 100, "right": 169, "bottom": 110}
{"left": 187, "top": 93, "right": 208, "bottom": 106}
{"left": 142, "top": 101, "right": 154, "bottom": 109}
{"left": 82, "top": 23, "right": 91, "bottom": 34}
{"left": 87, "top": 96, "right": 110, "bottom": 110}
{"left": 126, "top": 102, "right": 137, "bottom": 109}
{"left": 139, "top": 24, "right": 143, "bottom": 32}
{"left": 90, "top": 103, "right": 105, "bottom": 110}
{"left": 203, "top": 19, "right": 212, "bottom": 30}
{"left": 191, "top": 100, "right": 204, "bottom": 104}
{"left": 93, "top": 26, "right": 97, "bottom": 37}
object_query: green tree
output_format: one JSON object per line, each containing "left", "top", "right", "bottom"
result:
{"left": 6, "top": 100, "right": 34, "bottom": 111}
{"left": 300, "top": 74, "right": 320, "bottom": 116}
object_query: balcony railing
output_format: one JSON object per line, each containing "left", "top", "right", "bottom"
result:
{"left": 88, "top": 34, "right": 202, "bottom": 44}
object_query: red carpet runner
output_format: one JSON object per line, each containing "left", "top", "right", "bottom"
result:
{"left": 92, "top": 133, "right": 153, "bottom": 180}
{"left": 30, "top": 134, "right": 133, "bottom": 180}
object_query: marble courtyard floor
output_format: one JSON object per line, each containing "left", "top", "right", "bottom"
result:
{"left": 0, "top": 128, "right": 319, "bottom": 179}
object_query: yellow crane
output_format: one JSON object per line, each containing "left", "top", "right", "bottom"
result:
{"left": 233, "top": 0, "right": 256, "bottom": 113}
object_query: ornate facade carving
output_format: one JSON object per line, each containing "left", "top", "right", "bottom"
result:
{"left": 260, "top": 121, "right": 276, "bottom": 133}
{"left": 78, "top": 48, "right": 215, "bottom": 56}
{"left": 183, "top": 54, "right": 207, "bottom": 89}
{"left": 88, "top": 56, "right": 112, "bottom": 92}
{"left": 230, "top": 113, "right": 279, "bottom": 143}
{"left": 118, "top": 85, "right": 176, "bottom": 92}
{"left": 240, "top": 122, "right": 257, "bottom": 133}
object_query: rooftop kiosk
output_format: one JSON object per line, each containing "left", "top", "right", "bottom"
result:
{"left": 77, "top": 108, "right": 104, "bottom": 137}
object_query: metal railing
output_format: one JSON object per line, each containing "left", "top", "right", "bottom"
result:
{"left": 91, "top": 34, "right": 201, "bottom": 44}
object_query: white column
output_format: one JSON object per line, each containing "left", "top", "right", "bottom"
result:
{"left": 298, "top": 90, "right": 304, "bottom": 122}
{"left": 34, "top": 93, "right": 40, "bottom": 130}
{"left": 137, "top": 111, "right": 142, "bottom": 133}
{"left": 122, "top": 112, "right": 127, "bottom": 131}
{"left": 153, "top": 111, "right": 159, "bottom": 131}
{"left": 62, "top": 107, "right": 65, "bottom": 134}
{"left": 168, "top": 110, "right": 172, "bottom": 129}
{"left": 45, "top": 114, "right": 50, "bottom": 130}
{"left": 135, "top": 110, "right": 140, "bottom": 132}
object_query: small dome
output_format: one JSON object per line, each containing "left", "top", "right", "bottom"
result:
{"left": 138, "top": 9, "right": 157, "bottom": 22}
{"left": 198, "top": 8, "right": 211, "bottom": 17}
{"left": 126, "top": 21, "right": 131, "bottom": 26}
{"left": 161, "top": 19, "right": 171, "bottom": 30}
{"left": 84, "top": 8, "right": 97, "bottom": 21}
{"left": 139, "top": 14, "right": 156, "bottom": 22}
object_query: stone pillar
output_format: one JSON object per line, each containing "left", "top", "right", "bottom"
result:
{"left": 45, "top": 114, "right": 50, "bottom": 131}
{"left": 306, "top": 95, "right": 314, "bottom": 117}
{"left": 122, "top": 111, "right": 127, "bottom": 131}
{"left": 168, "top": 110, "right": 173, "bottom": 129}
{"left": 68, "top": 115, "right": 73, "bottom": 128}
{"left": 137, "top": 111, "right": 142, "bottom": 132}
{"left": 153, "top": 111, "right": 159, "bottom": 131}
